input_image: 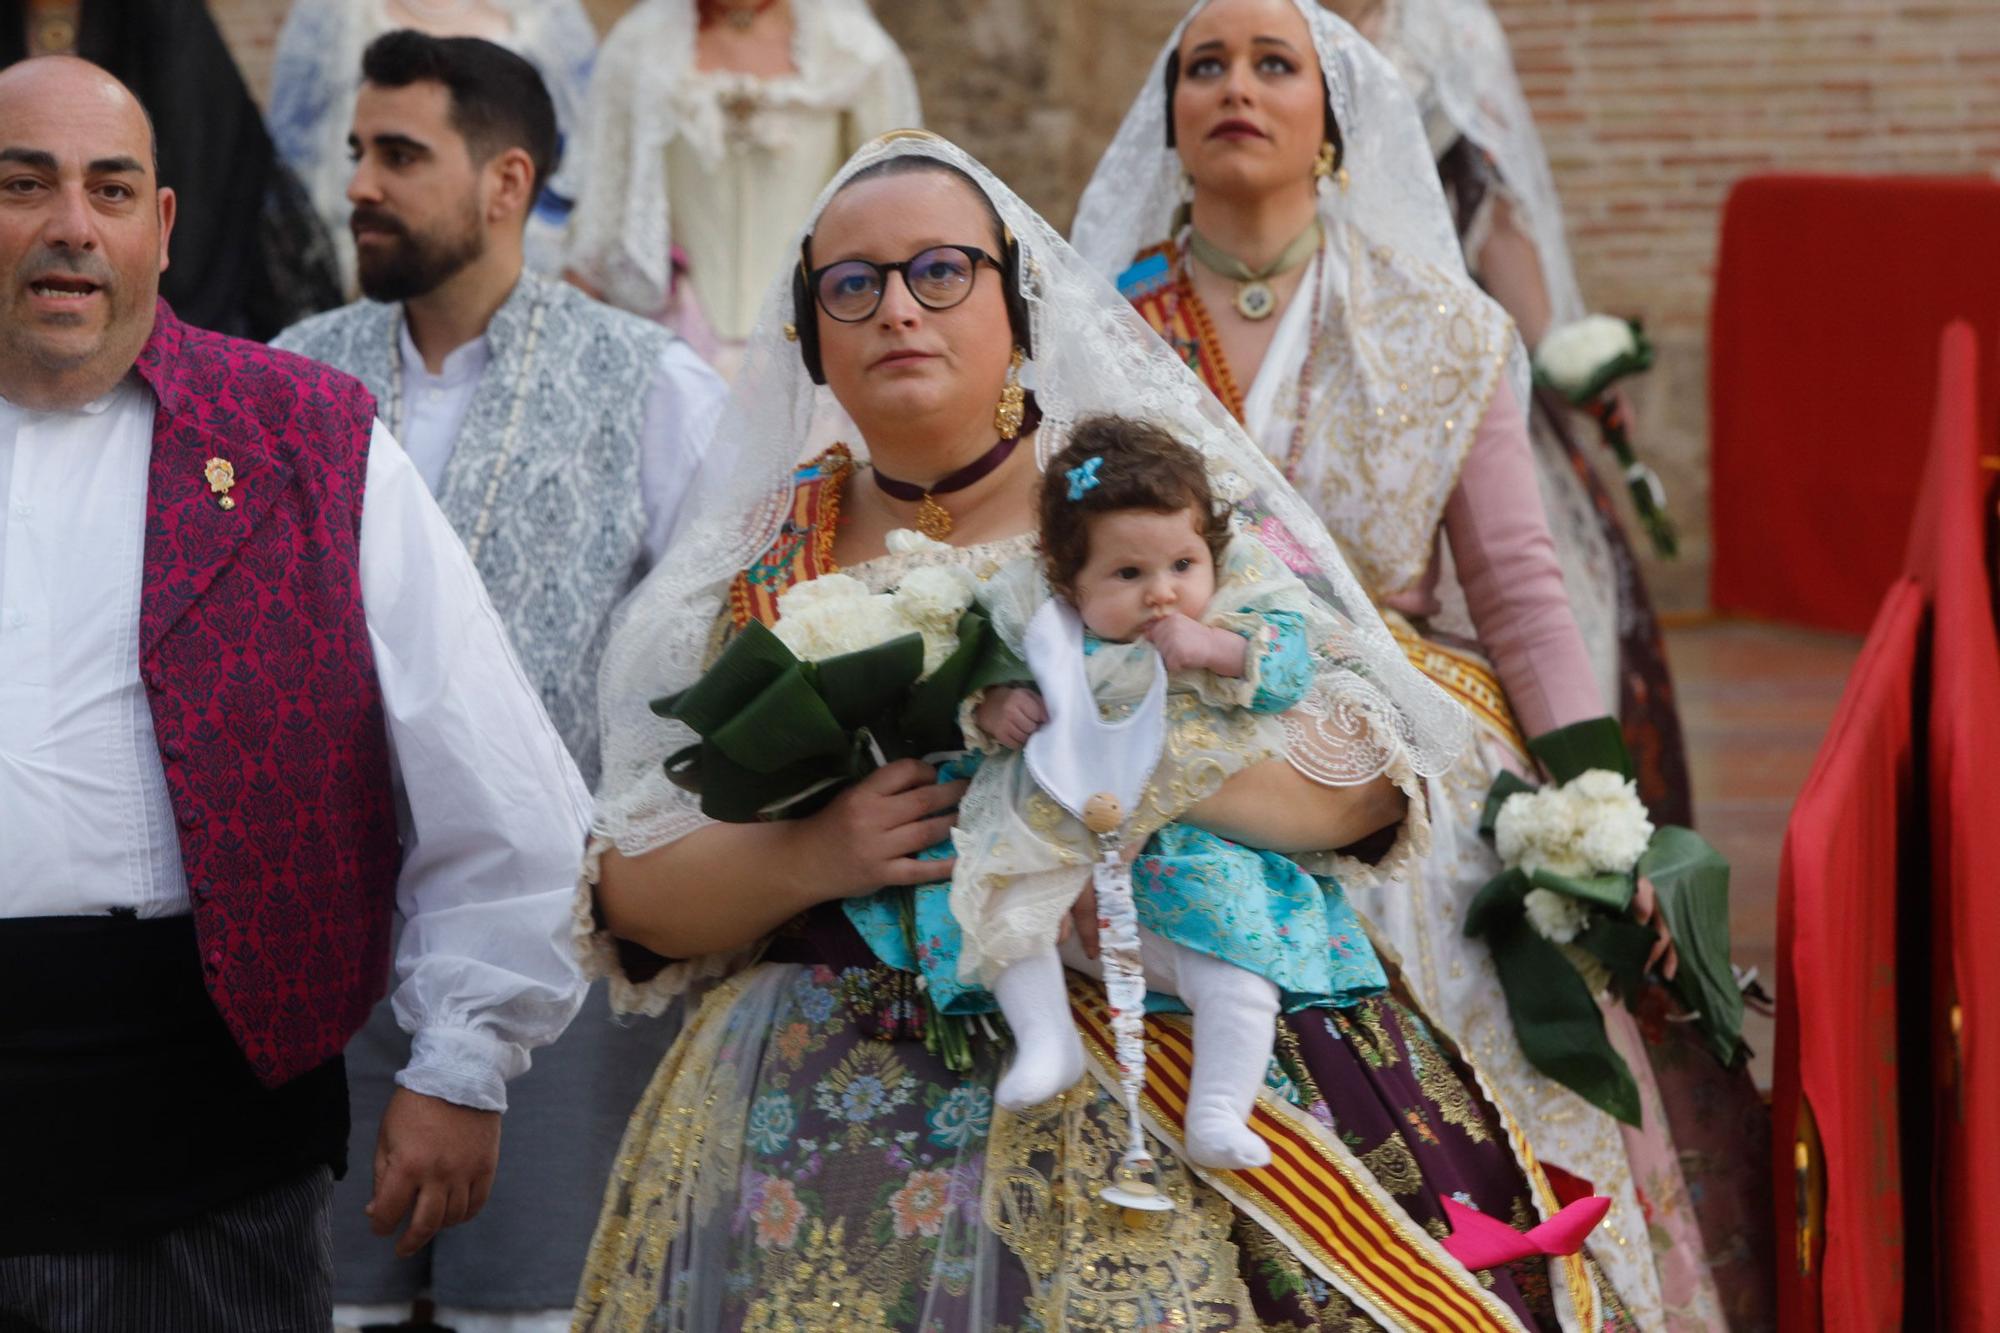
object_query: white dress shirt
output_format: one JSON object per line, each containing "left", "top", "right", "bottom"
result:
{"left": 393, "top": 320, "right": 724, "bottom": 565}
{"left": 0, "top": 381, "right": 590, "bottom": 1112}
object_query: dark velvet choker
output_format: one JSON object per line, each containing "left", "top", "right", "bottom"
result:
{"left": 869, "top": 400, "right": 1042, "bottom": 540}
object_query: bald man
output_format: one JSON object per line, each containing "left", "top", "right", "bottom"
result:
{"left": 0, "top": 58, "right": 589, "bottom": 1330}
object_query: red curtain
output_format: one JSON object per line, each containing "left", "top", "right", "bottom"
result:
{"left": 1773, "top": 575, "right": 1921, "bottom": 1331}
{"left": 1775, "top": 322, "right": 2000, "bottom": 1329}
{"left": 1920, "top": 326, "right": 2000, "bottom": 1329}
{"left": 1710, "top": 176, "right": 2000, "bottom": 631}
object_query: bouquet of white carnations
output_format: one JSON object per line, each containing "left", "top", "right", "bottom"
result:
{"left": 655, "top": 562, "right": 1027, "bottom": 1071}
{"left": 1464, "top": 719, "right": 1740, "bottom": 1125}
{"left": 1532, "top": 314, "right": 1678, "bottom": 558}
{"left": 654, "top": 564, "right": 1020, "bottom": 823}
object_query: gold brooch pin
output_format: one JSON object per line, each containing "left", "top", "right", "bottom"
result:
{"left": 203, "top": 457, "right": 237, "bottom": 511}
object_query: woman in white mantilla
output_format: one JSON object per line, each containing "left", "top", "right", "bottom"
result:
{"left": 571, "top": 130, "right": 1631, "bottom": 1330}
{"left": 1332, "top": 0, "right": 1695, "bottom": 833}
{"left": 1070, "top": 2, "right": 1718, "bottom": 1328}
{"left": 1335, "top": 2, "right": 1769, "bottom": 1323}
{"left": 562, "top": 0, "right": 920, "bottom": 366}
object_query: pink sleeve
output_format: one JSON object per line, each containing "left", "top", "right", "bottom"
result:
{"left": 1442, "top": 380, "right": 1609, "bottom": 740}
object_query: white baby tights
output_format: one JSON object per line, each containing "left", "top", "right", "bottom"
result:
{"left": 991, "top": 930, "right": 1279, "bottom": 1170}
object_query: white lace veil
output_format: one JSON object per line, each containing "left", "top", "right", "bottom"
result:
{"left": 1369, "top": 0, "right": 1586, "bottom": 327}
{"left": 1070, "top": 0, "right": 1529, "bottom": 413}
{"left": 563, "top": 0, "right": 921, "bottom": 316}
{"left": 592, "top": 131, "right": 1469, "bottom": 859}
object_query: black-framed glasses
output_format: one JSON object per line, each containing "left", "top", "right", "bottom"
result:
{"left": 807, "top": 245, "right": 1002, "bottom": 323}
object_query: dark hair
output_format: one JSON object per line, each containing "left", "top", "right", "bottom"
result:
{"left": 1161, "top": 47, "right": 1345, "bottom": 173}
{"left": 792, "top": 148, "right": 1033, "bottom": 383}
{"left": 361, "top": 30, "right": 559, "bottom": 195}
{"left": 1039, "top": 415, "right": 1232, "bottom": 600}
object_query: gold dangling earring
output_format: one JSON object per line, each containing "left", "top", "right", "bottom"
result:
{"left": 1171, "top": 168, "right": 1195, "bottom": 238}
{"left": 1314, "top": 140, "right": 1336, "bottom": 180}
{"left": 993, "top": 346, "right": 1027, "bottom": 440}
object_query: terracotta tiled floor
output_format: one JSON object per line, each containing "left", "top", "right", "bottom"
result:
{"left": 1663, "top": 618, "right": 1864, "bottom": 1089}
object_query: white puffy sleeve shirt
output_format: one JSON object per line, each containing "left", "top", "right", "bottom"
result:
{"left": 0, "top": 386, "right": 590, "bottom": 1113}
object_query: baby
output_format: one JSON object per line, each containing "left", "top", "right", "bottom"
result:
{"left": 951, "top": 416, "right": 1387, "bottom": 1171}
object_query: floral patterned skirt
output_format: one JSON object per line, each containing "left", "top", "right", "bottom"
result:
{"left": 573, "top": 956, "right": 1636, "bottom": 1332}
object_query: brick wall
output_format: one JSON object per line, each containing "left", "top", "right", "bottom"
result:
{"left": 208, "top": 0, "right": 2000, "bottom": 609}
{"left": 1489, "top": 0, "right": 2000, "bottom": 610}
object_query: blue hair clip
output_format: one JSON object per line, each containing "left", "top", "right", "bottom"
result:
{"left": 1065, "top": 456, "right": 1103, "bottom": 501}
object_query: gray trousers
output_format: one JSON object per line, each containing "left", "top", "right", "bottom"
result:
{"left": 0, "top": 1167, "right": 333, "bottom": 1332}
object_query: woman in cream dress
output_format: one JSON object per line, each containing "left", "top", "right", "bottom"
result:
{"left": 563, "top": 0, "right": 920, "bottom": 366}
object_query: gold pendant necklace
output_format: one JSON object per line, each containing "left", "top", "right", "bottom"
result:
{"left": 869, "top": 401, "right": 1041, "bottom": 541}
{"left": 1185, "top": 222, "right": 1321, "bottom": 322}
{"left": 913, "top": 495, "right": 953, "bottom": 541}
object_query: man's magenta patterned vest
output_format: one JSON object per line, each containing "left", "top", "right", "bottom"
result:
{"left": 132, "top": 302, "right": 401, "bottom": 1088}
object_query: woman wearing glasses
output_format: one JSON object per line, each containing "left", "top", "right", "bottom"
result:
{"left": 569, "top": 131, "right": 1630, "bottom": 1330}
{"left": 1071, "top": 1, "right": 1708, "bottom": 1327}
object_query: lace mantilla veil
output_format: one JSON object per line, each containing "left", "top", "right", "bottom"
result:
{"left": 1070, "top": 0, "right": 1531, "bottom": 426}
{"left": 1367, "top": 0, "right": 1588, "bottom": 327}
{"left": 591, "top": 131, "right": 1470, "bottom": 870}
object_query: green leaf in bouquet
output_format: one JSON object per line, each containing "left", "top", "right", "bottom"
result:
{"left": 813, "top": 632, "right": 927, "bottom": 728}
{"left": 1463, "top": 866, "right": 1531, "bottom": 939}
{"left": 1577, "top": 915, "right": 1658, "bottom": 1006}
{"left": 656, "top": 620, "right": 797, "bottom": 731}
{"left": 679, "top": 738, "right": 837, "bottom": 822}
{"left": 1478, "top": 769, "right": 1540, "bottom": 839}
{"left": 1527, "top": 866, "right": 1636, "bottom": 913}
{"left": 901, "top": 607, "right": 1029, "bottom": 755}
{"left": 1640, "top": 826, "right": 1744, "bottom": 1066}
{"left": 707, "top": 662, "right": 849, "bottom": 774}
{"left": 680, "top": 729, "right": 882, "bottom": 823}
{"left": 962, "top": 626, "right": 1030, "bottom": 697}
{"left": 1527, "top": 717, "right": 1632, "bottom": 785}
{"left": 1487, "top": 914, "right": 1642, "bottom": 1125}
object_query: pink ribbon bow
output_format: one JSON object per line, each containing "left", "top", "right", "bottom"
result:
{"left": 1437, "top": 1168, "right": 1611, "bottom": 1271}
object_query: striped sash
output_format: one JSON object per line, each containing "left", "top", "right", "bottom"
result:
{"left": 1067, "top": 976, "right": 1539, "bottom": 1333}
{"left": 1385, "top": 617, "right": 1529, "bottom": 761}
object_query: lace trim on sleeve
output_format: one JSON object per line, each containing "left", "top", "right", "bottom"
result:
{"left": 1287, "top": 691, "right": 1433, "bottom": 891}
{"left": 1195, "top": 610, "right": 1296, "bottom": 713}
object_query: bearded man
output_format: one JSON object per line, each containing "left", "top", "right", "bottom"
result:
{"left": 273, "top": 32, "right": 723, "bottom": 1333}
{"left": 0, "top": 55, "right": 588, "bottom": 1331}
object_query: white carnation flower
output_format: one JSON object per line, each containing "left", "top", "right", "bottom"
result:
{"left": 775, "top": 573, "right": 872, "bottom": 621}
{"left": 885, "top": 527, "right": 955, "bottom": 558}
{"left": 1535, "top": 314, "right": 1636, "bottom": 398}
{"left": 1493, "top": 788, "right": 1591, "bottom": 878}
{"left": 914, "top": 626, "right": 960, "bottom": 677}
{"left": 892, "top": 566, "right": 975, "bottom": 631}
{"left": 1523, "top": 888, "right": 1592, "bottom": 945}
{"left": 1567, "top": 768, "right": 1629, "bottom": 802}
{"left": 775, "top": 589, "right": 909, "bottom": 663}
{"left": 1561, "top": 769, "right": 1655, "bottom": 874}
